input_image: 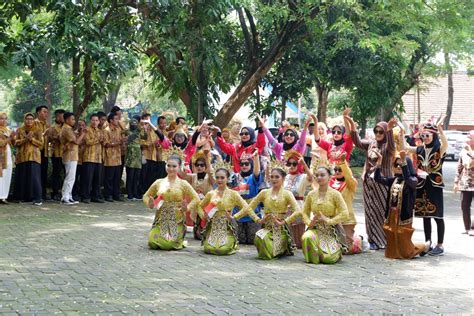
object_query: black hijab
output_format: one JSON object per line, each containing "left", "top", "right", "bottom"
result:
{"left": 282, "top": 128, "right": 299, "bottom": 151}
{"left": 241, "top": 127, "right": 256, "bottom": 148}
{"left": 332, "top": 125, "right": 346, "bottom": 147}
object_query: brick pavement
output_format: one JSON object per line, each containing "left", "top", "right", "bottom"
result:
{"left": 0, "top": 162, "right": 473, "bottom": 314}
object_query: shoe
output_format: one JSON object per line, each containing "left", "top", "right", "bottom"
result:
{"left": 33, "top": 201, "right": 43, "bottom": 206}
{"left": 69, "top": 199, "right": 79, "bottom": 205}
{"left": 369, "top": 243, "right": 379, "bottom": 250}
{"left": 0, "top": 199, "right": 8, "bottom": 204}
{"left": 113, "top": 197, "right": 124, "bottom": 202}
{"left": 428, "top": 245, "right": 444, "bottom": 256}
{"left": 91, "top": 198, "right": 105, "bottom": 203}
{"left": 462, "top": 230, "right": 469, "bottom": 234}
{"left": 61, "top": 200, "right": 74, "bottom": 205}
{"left": 52, "top": 194, "right": 62, "bottom": 201}
{"left": 133, "top": 197, "right": 142, "bottom": 201}
{"left": 127, "top": 197, "right": 134, "bottom": 201}
{"left": 420, "top": 241, "right": 432, "bottom": 257}
{"left": 105, "top": 197, "right": 114, "bottom": 202}
{"left": 82, "top": 199, "right": 90, "bottom": 204}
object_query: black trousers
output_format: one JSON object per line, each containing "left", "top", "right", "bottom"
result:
{"left": 51, "top": 157, "right": 64, "bottom": 197}
{"left": 461, "top": 191, "right": 474, "bottom": 231}
{"left": 14, "top": 161, "right": 42, "bottom": 203}
{"left": 126, "top": 167, "right": 141, "bottom": 199}
{"left": 104, "top": 165, "right": 121, "bottom": 199}
{"left": 141, "top": 160, "right": 158, "bottom": 194}
{"left": 40, "top": 151, "right": 48, "bottom": 199}
{"left": 72, "top": 164, "right": 82, "bottom": 199}
{"left": 156, "top": 161, "right": 167, "bottom": 179}
{"left": 81, "top": 162, "right": 102, "bottom": 200}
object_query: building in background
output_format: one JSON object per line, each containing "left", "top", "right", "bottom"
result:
{"left": 402, "top": 71, "right": 473, "bottom": 131}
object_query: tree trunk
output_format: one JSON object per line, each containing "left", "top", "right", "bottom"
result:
{"left": 417, "top": 84, "right": 421, "bottom": 124}
{"left": 44, "top": 54, "right": 52, "bottom": 108}
{"left": 281, "top": 97, "right": 287, "bottom": 122}
{"left": 72, "top": 56, "right": 81, "bottom": 114}
{"left": 196, "top": 62, "right": 206, "bottom": 124}
{"left": 444, "top": 51, "right": 453, "bottom": 130}
{"left": 316, "top": 84, "right": 328, "bottom": 124}
{"left": 75, "top": 56, "right": 94, "bottom": 119}
{"left": 213, "top": 17, "right": 312, "bottom": 128}
{"left": 102, "top": 83, "right": 122, "bottom": 113}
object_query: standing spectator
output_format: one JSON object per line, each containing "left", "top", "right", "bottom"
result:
{"left": 125, "top": 119, "right": 142, "bottom": 201}
{"left": 14, "top": 113, "right": 44, "bottom": 205}
{"left": 72, "top": 119, "right": 86, "bottom": 201}
{"left": 60, "top": 112, "right": 84, "bottom": 205}
{"left": 81, "top": 114, "right": 104, "bottom": 203}
{"left": 110, "top": 106, "right": 127, "bottom": 180}
{"left": 156, "top": 115, "right": 168, "bottom": 179}
{"left": 454, "top": 131, "right": 474, "bottom": 235}
{"left": 47, "top": 109, "right": 65, "bottom": 201}
{"left": 103, "top": 112, "right": 123, "bottom": 202}
{"left": 0, "top": 112, "right": 13, "bottom": 203}
{"left": 34, "top": 105, "right": 50, "bottom": 200}
{"left": 140, "top": 113, "right": 158, "bottom": 193}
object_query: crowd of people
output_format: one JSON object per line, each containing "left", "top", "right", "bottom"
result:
{"left": 0, "top": 105, "right": 473, "bottom": 263}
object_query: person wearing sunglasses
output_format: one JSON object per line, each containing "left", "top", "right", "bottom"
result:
{"left": 230, "top": 149, "right": 264, "bottom": 245}
{"left": 179, "top": 151, "right": 216, "bottom": 240}
{"left": 234, "top": 164, "right": 301, "bottom": 260}
{"left": 283, "top": 150, "right": 314, "bottom": 248}
{"left": 374, "top": 150, "right": 431, "bottom": 259}
{"left": 257, "top": 114, "right": 312, "bottom": 161}
{"left": 329, "top": 153, "right": 366, "bottom": 254}
{"left": 402, "top": 117, "right": 448, "bottom": 256}
{"left": 313, "top": 112, "right": 354, "bottom": 164}
{"left": 197, "top": 167, "right": 249, "bottom": 255}
{"left": 344, "top": 109, "right": 397, "bottom": 250}
{"left": 215, "top": 123, "right": 266, "bottom": 173}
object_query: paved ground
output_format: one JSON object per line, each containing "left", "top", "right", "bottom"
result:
{"left": 0, "top": 161, "right": 473, "bottom": 314}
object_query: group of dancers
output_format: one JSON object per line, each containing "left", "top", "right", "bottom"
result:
{"left": 139, "top": 109, "right": 454, "bottom": 262}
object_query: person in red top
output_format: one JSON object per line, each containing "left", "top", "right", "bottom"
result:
{"left": 313, "top": 110, "right": 354, "bottom": 164}
{"left": 216, "top": 124, "right": 266, "bottom": 173}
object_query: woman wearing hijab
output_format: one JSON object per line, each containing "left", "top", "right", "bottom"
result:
{"left": 0, "top": 112, "right": 13, "bottom": 203}
{"left": 283, "top": 150, "right": 313, "bottom": 248}
{"left": 345, "top": 111, "right": 397, "bottom": 250}
{"left": 402, "top": 117, "right": 448, "bottom": 256}
{"left": 374, "top": 150, "right": 430, "bottom": 259}
{"left": 14, "top": 113, "right": 44, "bottom": 206}
{"left": 230, "top": 149, "right": 264, "bottom": 244}
{"left": 313, "top": 111, "right": 354, "bottom": 164}
{"left": 258, "top": 114, "right": 312, "bottom": 161}
{"left": 216, "top": 123, "right": 266, "bottom": 173}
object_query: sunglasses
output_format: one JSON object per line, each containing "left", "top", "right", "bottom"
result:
{"left": 332, "top": 130, "right": 343, "bottom": 135}
{"left": 195, "top": 163, "right": 205, "bottom": 168}
{"left": 240, "top": 132, "right": 249, "bottom": 136}
{"left": 334, "top": 167, "right": 342, "bottom": 172}
{"left": 286, "top": 162, "right": 298, "bottom": 167}
{"left": 215, "top": 176, "right": 226, "bottom": 180}
{"left": 374, "top": 129, "right": 384, "bottom": 135}
{"left": 240, "top": 162, "right": 250, "bottom": 167}
{"left": 284, "top": 133, "right": 295, "bottom": 137}
{"left": 420, "top": 133, "right": 432, "bottom": 139}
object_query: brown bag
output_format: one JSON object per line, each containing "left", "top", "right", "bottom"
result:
{"left": 383, "top": 207, "right": 418, "bottom": 259}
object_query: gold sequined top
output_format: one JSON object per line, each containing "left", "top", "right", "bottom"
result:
{"left": 234, "top": 188, "right": 300, "bottom": 222}
{"left": 15, "top": 126, "right": 44, "bottom": 164}
{"left": 197, "top": 187, "right": 248, "bottom": 220}
{"left": 143, "top": 177, "right": 200, "bottom": 215}
{"left": 287, "top": 187, "right": 349, "bottom": 226}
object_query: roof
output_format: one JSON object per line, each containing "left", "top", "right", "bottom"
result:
{"left": 402, "top": 71, "right": 473, "bottom": 128}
